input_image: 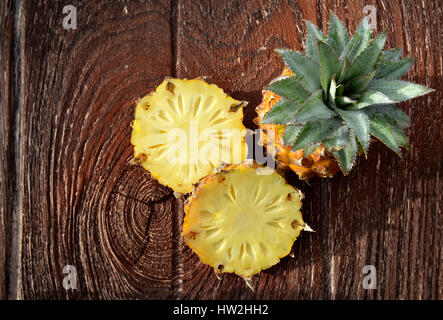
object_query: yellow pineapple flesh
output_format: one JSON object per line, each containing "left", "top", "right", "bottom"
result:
{"left": 183, "top": 162, "right": 305, "bottom": 277}
{"left": 255, "top": 68, "right": 339, "bottom": 180}
{"left": 131, "top": 78, "right": 248, "bottom": 193}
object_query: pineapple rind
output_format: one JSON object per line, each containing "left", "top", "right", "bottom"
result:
{"left": 184, "top": 163, "right": 305, "bottom": 277}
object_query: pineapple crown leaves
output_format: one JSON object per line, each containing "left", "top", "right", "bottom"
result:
{"left": 260, "top": 11, "right": 434, "bottom": 174}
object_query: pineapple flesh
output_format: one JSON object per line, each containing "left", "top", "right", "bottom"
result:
{"left": 183, "top": 162, "right": 305, "bottom": 277}
{"left": 131, "top": 78, "right": 248, "bottom": 193}
{"left": 257, "top": 12, "right": 433, "bottom": 178}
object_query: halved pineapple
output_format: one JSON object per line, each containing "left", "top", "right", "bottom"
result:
{"left": 257, "top": 12, "right": 433, "bottom": 178}
{"left": 131, "top": 78, "right": 248, "bottom": 193}
{"left": 183, "top": 162, "right": 305, "bottom": 277}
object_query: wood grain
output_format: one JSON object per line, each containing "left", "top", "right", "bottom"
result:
{"left": 17, "top": 0, "right": 177, "bottom": 299}
{"left": 175, "top": 0, "right": 442, "bottom": 299}
{"left": 318, "top": 0, "right": 442, "bottom": 300}
{"left": 0, "top": 0, "right": 13, "bottom": 300}
{"left": 1, "top": 0, "right": 441, "bottom": 299}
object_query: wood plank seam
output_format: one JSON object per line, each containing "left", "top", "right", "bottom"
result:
{"left": 170, "top": 0, "right": 185, "bottom": 299}
{"left": 0, "top": 0, "right": 12, "bottom": 300}
{"left": 163, "top": 0, "right": 195, "bottom": 299}
{"left": 171, "top": 0, "right": 178, "bottom": 78}
{"left": 6, "top": 0, "right": 24, "bottom": 300}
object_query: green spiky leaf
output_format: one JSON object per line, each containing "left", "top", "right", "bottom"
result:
{"left": 375, "top": 58, "right": 414, "bottom": 79}
{"left": 364, "top": 104, "right": 410, "bottom": 129}
{"left": 339, "top": 33, "right": 361, "bottom": 61}
{"left": 338, "top": 57, "right": 352, "bottom": 83}
{"left": 332, "top": 106, "right": 370, "bottom": 152}
{"left": 283, "top": 124, "right": 304, "bottom": 146}
{"left": 349, "top": 32, "right": 387, "bottom": 78}
{"left": 305, "top": 21, "right": 326, "bottom": 63}
{"left": 385, "top": 117, "right": 410, "bottom": 149}
{"left": 275, "top": 49, "right": 321, "bottom": 93}
{"left": 327, "top": 11, "right": 349, "bottom": 54}
{"left": 261, "top": 99, "right": 300, "bottom": 124}
{"left": 291, "top": 89, "right": 337, "bottom": 123}
{"left": 336, "top": 84, "right": 344, "bottom": 97}
{"left": 351, "top": 90, "right": 394, "bottom": 109}
{"left": 318, "top": 42, "right": 341, "bottom": 92}
{"left": 292, "top": 118, "right": 342, "bottom": 150}
{"left": 328, "top": 75, "right": 337, "bottom": 103}
{"left": 336, "top": 96, "right": 357, "bottom": 107}
{"left": 364, "top": 105, "right": 410, "bottom": 149}
{"left": 340, "top": 17, "right": 371, "bottom": 62}
{"left": 366, "top": 80, "right": 434, "bottom": 102}
{"left": 379, "top": 48, "right": 403, "bottom": 62}
{"left": 268, "top": 76, "right": 310, "bottom": 104}
{"left": 303, "top": 142, "right": 321, "bottom": 157}
{"left": 332, "top": 130, "right": 358, "bottom": 174}
{"left": 369, "top": 114, "right": 402, "bottom": 156}
{"left": 323, "top": 125, "right": 350, "bottom": 151}
{"left": 345, "top": 71, "right": 376, "bottom": 93}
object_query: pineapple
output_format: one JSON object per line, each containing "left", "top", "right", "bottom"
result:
{"left": 256, "top": 75, "right": 340, "bottom": 179}
{"left": 256, "top": 12, "right": 434, "bottom": 178}
{"left": 183, "top": 162, "right": 306, "bottom": 277}
{"left": 131, "top": 78, "right": 248, "bottom": 193}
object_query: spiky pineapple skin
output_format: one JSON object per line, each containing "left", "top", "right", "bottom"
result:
{"left": 255, "top": 68, "right": 339, "bottom": 180}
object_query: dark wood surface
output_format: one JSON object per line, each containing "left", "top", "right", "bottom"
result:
{"left": 0, "top": 0, "right": 441, "bottom": 299}
{"left": 0, "top": 0, "right": 11, "bottom": 301}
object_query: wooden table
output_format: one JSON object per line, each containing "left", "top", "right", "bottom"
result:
{"left": 0, "top": 0, "right": 441, "bottom": 299}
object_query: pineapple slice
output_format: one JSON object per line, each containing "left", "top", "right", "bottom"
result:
{"left": 183, "top": 163, "right": 305, "bottom": 277}
{"left": 131, "top": 79, "right": 247, "bottom": 193}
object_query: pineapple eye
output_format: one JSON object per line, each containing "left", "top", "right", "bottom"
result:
{"left": 291, "top": 220, "right": 303, "bottom": 229}
{"left": 185, "top": 231, "right": 199, "bottom": 240}
{"left": 229, "top": 102, "right": 246, "bottom": 113}
{"left": 166, "top": 81, "right": 175, "bottom": 94}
